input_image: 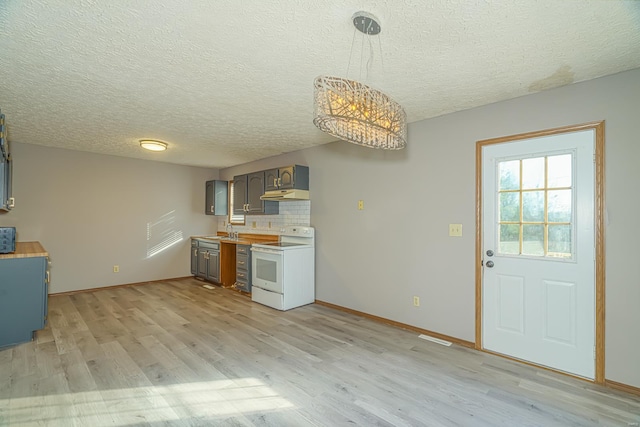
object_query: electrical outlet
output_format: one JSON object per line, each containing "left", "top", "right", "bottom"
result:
{"left": 413, "top": 296, "right": 420, "bottom": 307}
{"left": 113, "top": 265, "right": 119, "bottom": 273}
{"left": 358, "top": 200, "right": 364, "bottom": 210}
{"left": 449, "top": 223, "right": 463, "bottom": 237}
{"left": 268, "top": 221, "right": 272, "bottom": 229}
{"left": 252, "top": 221, "right": 257, "bottom": 228}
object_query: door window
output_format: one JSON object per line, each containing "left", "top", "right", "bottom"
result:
{"left": 497, "top": 153, "right": 573, "bottom": 259}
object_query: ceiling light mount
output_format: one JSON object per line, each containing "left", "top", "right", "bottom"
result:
{"left": 139, "top": 139, "right": 168, "bottom": 152}
{"left": 352, "top": 12, "right": 381, "bottom": 35}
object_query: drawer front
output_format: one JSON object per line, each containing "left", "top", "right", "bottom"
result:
{"left": 236, "top": 245, "right": 250, "bottom": 256}
{"left": 235, "top": 279, "right": 250, "bottom": 292}
{"left": 236, "top": 254, "right": 249, "bottom": 271}
{"left": 251, "top": 287, "right": 284, "bottom": 310}
{"left": 236, "top": 270, "right": 249, "bottom": 282}
{"left": 199, "top": 242, "right": 219, "bottom": 251}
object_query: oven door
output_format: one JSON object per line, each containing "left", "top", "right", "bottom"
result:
{"left": 251, "top": 247, "right": 283, "bottom": 293}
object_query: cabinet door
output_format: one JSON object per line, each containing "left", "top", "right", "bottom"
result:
{"left": 205, "top": 181, "right": 214, "bottom": 214}
{"left": 233, "top": 174, "right": 248, "bottom": 215}
{"left": 197, "top": 248, "right": 208, "bottom": 278}
{"left": 0, "top": 157, "right": 10, "bottom": 212}
{"left": 277, "top": 166, "right": 294, "bottom": 189}
{"left": 213, "top": 180, "right": 228, "bottom": 215}
{"left": 246, "top": 171, "right": 265, "bottom": 214}
{"left": 206, "top": 180, "right": 229, "bottom": 216}
{"left": 0, "top": 257, "right": 47, "bottom": 347}
{"left": 190, "top": 241, "right": 198, "bottom": 275}
{"left": 207, "top": 251, "right": 220, "bottom": 283}
{"left": 264, "top": 168, "right": 279, "bottom": 191}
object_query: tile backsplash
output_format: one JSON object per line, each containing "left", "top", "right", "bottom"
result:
{"left": 217, "top": 201, "right": 311, "bottom": 234}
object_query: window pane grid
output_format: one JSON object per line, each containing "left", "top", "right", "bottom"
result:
{"left": 498, "top": 154, "right": 572, "bottom": 258}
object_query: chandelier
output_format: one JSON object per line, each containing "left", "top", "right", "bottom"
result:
{"left": 313, "top": 12, "right": 407, "bottom": 150}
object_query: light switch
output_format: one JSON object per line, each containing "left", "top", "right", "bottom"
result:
{"left": 449, "top": 224, "right": 463, "bottom": 237}
{"left": 358, "top": 200, "right": 364, "bottom": 210}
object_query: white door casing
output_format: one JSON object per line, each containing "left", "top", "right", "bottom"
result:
{"left": 481, "top": 129, "right": 596, "bottom": 379}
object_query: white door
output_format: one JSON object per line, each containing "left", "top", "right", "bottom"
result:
{"left": 482, "top": 129, "right": 595, "bottom": 379}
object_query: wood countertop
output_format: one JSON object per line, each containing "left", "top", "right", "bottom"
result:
{"left": 0, "top": 242, "right": 49, "bottom": 259}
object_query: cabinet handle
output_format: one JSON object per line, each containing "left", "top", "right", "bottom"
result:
{"left": 278, "top": 177, "right": 282, "bottom": 187}
{"left": 210, "top": 206, "right": 214, "bottom": 213}
{"left": 238, "top": 261, "right": 245, "bottom": 265}
{"left": 8, "top": 198, "right": 15, "bottom": 208}
{"left": 45, "top": 271, "right": 50, "bottom": 284}
{"left": 194, "top": 248, "right": 198, "bottom": 256}
{"left": 274, "top": 178, "right": 278, "bottom": 188}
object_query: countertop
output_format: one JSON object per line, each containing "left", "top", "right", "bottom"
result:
{"left": 0, "top": 242, "right": 49, "bottom": 259}
{"left": 192, "top": 233, "right": 278, "bottom": 245}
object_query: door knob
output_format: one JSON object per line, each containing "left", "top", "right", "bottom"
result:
{"left": 486, "top": 250, "right": 494, "bottom": 257}
{"left": 486, "top": 260, "right": 494, "bottom": 268}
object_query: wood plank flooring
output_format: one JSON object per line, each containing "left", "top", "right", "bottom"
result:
{"left": 1, "top": 278, "right": 639, "bottom": 426}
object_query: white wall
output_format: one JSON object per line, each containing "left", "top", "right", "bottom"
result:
{"left": 1, "top": 143, "right": 219, "bottom": 293}
{"left": 220, "top": 68, "right": 640, "bottom": 388}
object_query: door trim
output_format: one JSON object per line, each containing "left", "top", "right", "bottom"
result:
{"left": 475, "top": 121, "right": 605, "bottom": 383}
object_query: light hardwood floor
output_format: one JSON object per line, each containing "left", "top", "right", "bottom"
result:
{"left": 1, "top": 278, "right": 639, "bottom": 426}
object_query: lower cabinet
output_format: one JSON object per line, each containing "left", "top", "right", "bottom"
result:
{"left": 190, "top": 240, "right": 198, "bottom": 275}
{"left": 192, "top": 239, "right": 220, "bottom": 284}
{"left": 0, "top": 256, "right": 48, "bottom": 348}
{"left": 235, "top": 244, "right": 252, "bottom": 292}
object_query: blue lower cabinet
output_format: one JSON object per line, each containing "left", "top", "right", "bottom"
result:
{"left": 0, "top": 256, "right": 48, "bottom": 348}
{"left": 235, "top": 244, "right": 252, "bottom": 292}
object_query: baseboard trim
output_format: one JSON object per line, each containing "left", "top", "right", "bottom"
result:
{"left": 50, "top": 276, "right": 193, "bottom": 296}
{"left": 314, "top": 300, "right": 475, "bottom": 349}
{"left": 606, "top": 380, "right": 640, "bottom": 396}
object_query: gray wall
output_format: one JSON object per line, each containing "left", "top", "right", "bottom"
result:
{"left": 220, "top": 68, "right": 640, "bottom": 388}
{"left": 1, "top": 143, "right": 219, "bottom": 293}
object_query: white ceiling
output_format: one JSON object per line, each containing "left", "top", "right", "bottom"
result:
{"left": 1, "top": 1, "right": 639, "bottom": 168}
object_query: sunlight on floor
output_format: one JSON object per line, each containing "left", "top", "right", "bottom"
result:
{"left": 4, "top": 378, "right": 294, "bottom": 425}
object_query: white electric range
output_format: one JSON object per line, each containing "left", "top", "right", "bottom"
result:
{"left": 251, "top": 226, "right": 315, "bottom": 310}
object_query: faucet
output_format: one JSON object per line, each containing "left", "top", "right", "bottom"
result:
{"left": 226, "top": 223, "right": 234, "bottom": 239}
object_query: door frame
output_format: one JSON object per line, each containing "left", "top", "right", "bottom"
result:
{"left": 475, "top": 121, "right": 605, "bottom": 383}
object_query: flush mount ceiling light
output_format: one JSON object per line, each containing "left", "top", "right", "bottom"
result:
{"left": 139, "top": 139, "right": 168, "bottom": 152}
{"left": 313, "top": 12, "right": 407, "bottom": 150}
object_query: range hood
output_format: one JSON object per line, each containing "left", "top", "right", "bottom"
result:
{"left": 260, "top": 189, "right": 309, "bottom": 201}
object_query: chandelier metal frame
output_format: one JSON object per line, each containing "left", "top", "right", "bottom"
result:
{"left": 313, "top": 12, "right": 407, "bottom": 150}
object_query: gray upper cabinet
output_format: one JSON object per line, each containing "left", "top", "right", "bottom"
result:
{"left": 264, "top": 165, "right": 309, "bottom": 192}
{"left": 247, "top": 172, "right": 266, "bottom": 214}
{"left": 232, "top": 174, "right": 248, "bottom": 216}
{"left": 264, "top": 168, "right": 279, "bottom": 192}
{"left": 233, "top": 171, "right": 278, "bottom": 215}
{"left": 205, "top": 180, "right": 228, "bottom": 216}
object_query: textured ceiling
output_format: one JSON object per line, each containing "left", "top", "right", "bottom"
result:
{"left": 1, "top": 1, "right": 639, "bottom": 168}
